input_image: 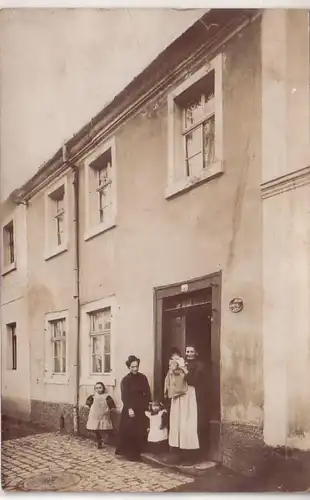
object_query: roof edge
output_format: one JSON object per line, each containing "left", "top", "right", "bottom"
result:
{"left": 11, "top": 8, "right": 260, "bottom": 203}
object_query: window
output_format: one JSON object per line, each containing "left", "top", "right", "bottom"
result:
{"left": 182, "top": 74, "right": 215, "bottom": 176}
{"left": 7, "top": 323, "right": 17, "bottom": 370}
{"left": 44, "top": 310, "right": 69, "bottom": 384}
{"left": 2, "top": 219, "right": 16, "bottom": 274}
{"left": 84, "top": 138, "right": 117, "bottom": 241}
{"left": 166, "top": 54, "right": 223, "bottom": 198}
{"left": 80, "top": 296, "right": 116, "bottom": 387}
{"left": 49, "top": 318, "right": 66, "bottom": 374}
{"left": 94, "top": 149, "right": 113, "bottom": 225}
{"left": 45, "top": 178, "right": 68, "bottom": 260}
{"left": 89, "top": 308, "right": 111, "bottom": 374}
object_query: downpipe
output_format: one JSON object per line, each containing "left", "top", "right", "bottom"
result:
{"left": 72, "top": 164, "right": 81, "bottom": 434}
{"left": 63, "top": 144, "right": 81, "bottom": 434}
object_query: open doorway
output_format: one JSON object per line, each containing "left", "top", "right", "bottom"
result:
{"left": 154, "top": 273, "right": 221, "bottom": 462}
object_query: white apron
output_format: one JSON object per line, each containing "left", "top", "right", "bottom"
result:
{"left": 86, "top": 393, "right": 113, "bottom": 431}
{"left": 145, "top": 410, "right": 168, "bottom": 443}
{"left": 168, "top": 385, "right": 199, "bottom": 450}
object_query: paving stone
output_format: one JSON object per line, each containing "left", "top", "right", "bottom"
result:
{"left": 2, "top": 432, "right": 193, "bottom": 492}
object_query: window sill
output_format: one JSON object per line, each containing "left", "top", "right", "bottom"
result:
{"left": 1, "top": 261, "right": 17, "bottom": 276}
{"left": 44, "top": 373, "right": 69, "bottom": 385}
{"left": 44, "top": 242, "right": 68, "bottom": 261}
{"left": 80, "top": 374, "right": 116, "bottom": 387}
{"left": 165, "top": 161, "right": 223, "bottom": 200}
{"left": 84, "top": 221, "right": 116, "bottom": 242}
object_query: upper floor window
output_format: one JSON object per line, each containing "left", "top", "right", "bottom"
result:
{"left": 84, "top": 138, "right": 117, "bottom": 241}
{"left": 1, "top": 218, "right": 16, "bottom": 275}
{"left": 166, "top": 54, "right": 223, "bottom": 199}
{"left": 183, "top": 77, "right": 215, "bottom": 176}
{"left": 45, "top": 177, "right": 68, "bottom": 260}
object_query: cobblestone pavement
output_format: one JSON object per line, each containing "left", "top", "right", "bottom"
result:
{"left": 1, "top": 432, "right": 194, "bottom": 492}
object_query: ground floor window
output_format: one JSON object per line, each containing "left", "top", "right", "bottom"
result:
{"left": 88, "top": 307, "right": 111, "bottom": 374}
{"left": 49, "top": 318, "right": 66, "bottom": 374}
{"left": 7, "top": 323, "right": 17, "bottom": 370}
{"left": 45, "top": 310, "right": 69, "bottom": 382}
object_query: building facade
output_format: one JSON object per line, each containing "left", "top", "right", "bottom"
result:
{"left": 1, "top": 8, "right": 310, "bottom": 475}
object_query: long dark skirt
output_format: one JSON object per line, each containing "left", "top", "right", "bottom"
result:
{"left": 115, "top": 409, "right": 148, "bottom": 460}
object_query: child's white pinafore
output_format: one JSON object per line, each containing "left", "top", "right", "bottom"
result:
{"left": 86, "top": 393, "right": 113, "bottom": 431}
{"left": 145, "top": 410, "right": 168, "bottom": 442}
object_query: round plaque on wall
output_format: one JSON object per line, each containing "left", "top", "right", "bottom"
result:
{"left": 229, "top": 298, "right": 244, "bottom": 313}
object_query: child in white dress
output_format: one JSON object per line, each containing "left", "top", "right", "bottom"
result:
{"left": 145, "top": 401, "right": 168, "bottom": 454}
{"left": 85, "top": 382, "right": 116, "bottom": 448}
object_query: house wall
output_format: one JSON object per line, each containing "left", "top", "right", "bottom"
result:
{"left": 77, "top": 19, "right": 263, "bottom": 459}
{"left": 1, "top": 202, "right": 31, "bottom": 420}
{"left": 25, "top": 171, "right": 78, "bottom": 430}
{"left": 21, "top": 20, "right": 263, "bottom": 452}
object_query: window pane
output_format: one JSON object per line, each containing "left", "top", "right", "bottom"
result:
{"left": 12, "top": 328, "right": 17, "bottom": 370}
{"left": 62, "top": 339, "right": 66, "bottom": 358}
{"left": 104, "top": 307, "right": 111, "bottom": 330}
{"left": 98, "top": 167, "right": 109, "bottom": 186}
{"left": 186, "top": 153, "right": 203, "bottom": 177}
{"left": 92, "top": 354, "right": 103, "bottom": 373}
{"left": 92, "top": 311, "right": 104, "bottom": 332}
{"left": 184, "top": 95, "right": 204, "bottom": 128}
{"left": 57, "top": 216, "right": 64, "bottom": 245}
{"left": 3, "top": 222, "right": 15, "bottom": 266}
{"left": 54, "top": 357, "right": 61, "bottom": 373}
{"left": 185, "top": 127, "right": 202, "bottom": 160}
{"left": 203, "top": 115, "right": 215, "bottom": 167}
{"left": 62, "top": 357, "right": 66, "bottom": 373}
{"left": 104, "top": 333, "right": 111, "bottom": 353}
{"left": 104, "top": 354, "right": 111, "bottom": 373}
{"left": 92, "top": 336, "right": 102, "bottom": 355}
{"left": 56, "top": 198, "right": 64, "bottom": 212}
{"left": 54, "top": 340, "right": 61, "bottom": 358}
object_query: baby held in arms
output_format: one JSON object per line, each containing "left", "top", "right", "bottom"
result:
{"left": 164, "top": 347, "right": 188, "bottom": 400}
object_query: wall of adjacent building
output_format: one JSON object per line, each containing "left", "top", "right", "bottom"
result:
{"left": 1, "top": 202, "right": 31, "bottom": 420}
{"left": 261, "top": 9, "right": 310, "bottom": 454}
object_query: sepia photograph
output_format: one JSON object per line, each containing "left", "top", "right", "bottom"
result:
{"left": 1, "top": 4, "right": 310, "bottom": 494}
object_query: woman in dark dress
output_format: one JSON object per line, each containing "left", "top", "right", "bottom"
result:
{"left": 115, "top": 355, "right": 151, "bottom": 461}
{"left": 185, "top": 345, "right": 208, "bottom": 459}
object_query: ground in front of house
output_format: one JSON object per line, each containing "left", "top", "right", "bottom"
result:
{"left": 1, "top": 422, "right": 309, "bottom": 493}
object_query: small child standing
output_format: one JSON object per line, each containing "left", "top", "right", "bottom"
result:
{"left": 85, "top": 382, "right": 116, "bottom": 449}
{"left": 145, "top": 401, "right": 168, "bottom": 454}
{"left": 164, "top": 347, "right": 188, "bottom": 400}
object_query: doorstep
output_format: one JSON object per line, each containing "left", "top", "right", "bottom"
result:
{"left": 141, "top": 451, "right": 218, "bottom": 477}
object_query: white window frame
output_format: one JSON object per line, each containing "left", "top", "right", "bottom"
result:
{"left": 44, "top": 175, "right": 69, "bottom": 261}
{"left": 44, "top": 310, "right": 69, "bottom": 385}
{"left": 1, "top": 215, "right": 17, "bottom": 276}
{"left": 89, "top": 307, "right": 112, "bottom": 375}
{"left": 80, "top": 296, "right": 116, "bottom": 387}
{"left": 166, "top": 53, "right": 223, "bottom": 199}
{"left": 84, "top": 137, "right": 117, "bottom": 241}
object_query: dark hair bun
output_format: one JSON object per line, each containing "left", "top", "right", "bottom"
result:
{"left": 126, "top": 354, "right": 140, "bottom": 368}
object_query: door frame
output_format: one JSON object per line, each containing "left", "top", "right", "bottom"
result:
{"left": 153, "top": 271, "right": 222, "bottom": 461}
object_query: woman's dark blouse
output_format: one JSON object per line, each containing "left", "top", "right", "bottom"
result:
{"left": 120, "top": 372, "right": 151, "bottom": 411}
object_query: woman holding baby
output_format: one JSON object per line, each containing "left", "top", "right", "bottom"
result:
{"left": 164, "top": 345, "right": 207, "bottom": 465}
